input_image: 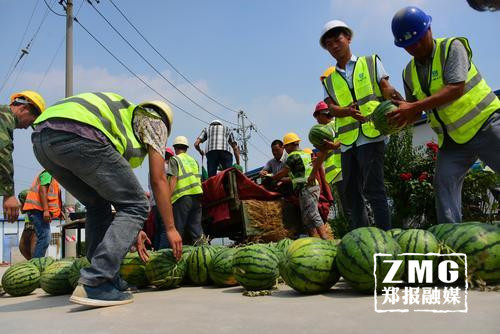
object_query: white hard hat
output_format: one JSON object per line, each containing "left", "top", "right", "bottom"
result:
{"left": 173, "top": 135, "right": 189, "bottom": 147}
{"left": 210, "top": 119, "right": 222, "bottom": 125}
{"left": 319, "top": 20, "right": 353, "bottom": 49}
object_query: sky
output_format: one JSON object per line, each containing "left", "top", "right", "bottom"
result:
{"left": 0, "top": 0, "right": 498, "bottom": 199}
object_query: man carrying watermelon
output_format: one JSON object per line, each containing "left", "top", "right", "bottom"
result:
{"left": 272, "top": 133, "right": 329, "bottom": 239}
{"left": 389, "top": 7, "right": 500, "bottom": 224}
{"left": 320, "top": 20, "right": 403, "bottom": 231}
{"left": 31, "top": 93, "right": 182, "bottom": 307}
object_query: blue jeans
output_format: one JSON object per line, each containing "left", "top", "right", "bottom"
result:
{"left": 32, "top": 129, "right": 149, "bottom": 287}
{"left": 206, "top": 150, "right": 233, "bottom": 177}
{"left": 341, "top": 141, "right": 391, "bottom": 231}
{"left": 28, "top": 210, "right": 51, "bottom": 258}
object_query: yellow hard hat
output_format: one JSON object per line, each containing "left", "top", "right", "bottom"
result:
{"left": 173, "top": 135, "right": 189, "bottom": 147}
{"left": 10, "top": 90, "right": 46, "bottom": 114}
{"left": 320, "top": 67, "right": 335, "bottom": 81}
{"left": 283, "top": 132, "right": 301, "bottom": 146}
{"left": 138, "top": 100, "right": 173, "bottom": 133}
{"left": 303, "top": 147, "right": 313, "bottom": 154}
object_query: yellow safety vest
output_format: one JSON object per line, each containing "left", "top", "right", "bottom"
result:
{"left": 323, "top": 55, "right": 383, "bottom": 146}
{"left": 323, "top": 121, "right": 342, "bottom": 184}
{"left": 288, "top": 150, "right": 317, "bottom": 190}
{"left": 34, "top": 92, "right": 148, "bottom": 168}
{"left": 171, "top": 153, "right": 203, "bottom": 204}
{"left": 403, "top": 37, "right": 500, "bottom": 147}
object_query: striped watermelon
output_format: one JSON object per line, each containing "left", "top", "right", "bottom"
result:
{"left": 208, "top": 247, "right": 238, "bottom": 287}
{"left": 1, "top": 262, "right": 40, "bottom": 297}
{"left": 119, "top": 252, "right": 149, "bottom": 288}
{"left": 308, "top": 124, "right": 335, "bottom": 147}
{"left": 28, "top": 257, "right": 56, "bottom": 274}
{"left": 442, "top": 223, "right": 500, "bottom": 282}
{"left": 372, "top": 100, "right": 402, "bottom": 135}
{"left": 67, "top": 257, "right": 91, "bottom": 288}
{"left": 232, "top": 244, "right": 279, "bottom": 291}
{"left": 387, "top": 228, "right": 404, "bottom": 239}
{"left": 40, "top": 259, "right": 75, "bottom": 295}
{"left": 280, "top": 237, "right": 340, "bottom": 294}
{"left": 145, "top": 249, "right": 186, "bottom": 289}
{"left": 276, "top": 239, "right": 293, "bottom": 253}
{"left": 187, "top": 245, "right": 218, "bottom": 285}
{"left": 336, "top": 227, "right": 403, "bottom": 292}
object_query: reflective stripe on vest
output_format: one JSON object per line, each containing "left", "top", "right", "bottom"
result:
{"left": 403, "top": 37, "right": 500, "bottom": 147}
{"left": 288, "top": 150, "right": 316, "bottom": 189}
{"left": 22, "top": 174, "right": 61, "bottom": 218}
{"left": 34, "top": 92, "right": 148, "bottom": 168}
{"left": 324, "top": 149, "right": 342, "bottom": 184}
{"left": 171, "top": 153, "right": 203, "bottom": 204}
{"left": 323, "top": 55, "right": 382, "bottom": 146}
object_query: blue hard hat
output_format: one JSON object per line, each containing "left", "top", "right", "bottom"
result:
{"left": 392, "top": 7, "right": 432, "bottom": 48}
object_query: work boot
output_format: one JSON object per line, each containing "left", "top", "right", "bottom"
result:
{"left": 69, "top": 281, "right": 133, "bottom": 307}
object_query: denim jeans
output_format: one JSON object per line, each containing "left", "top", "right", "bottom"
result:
{"left": 159, "top": 195, "right": 202, "bottom": 248}
{"left": 28, "top": 210, "right": 51, "bottom": 258}
{"left": 206, "top": 150, "right": 233, "bottom": 177}
{"left": 435, "top": 112, "right": 500, "bottom": 224}
{"left": 341, "top": 141, "right": 391, "bottom": 231}
{"left": 32, "top": 129, "right": 149, "bottom": 287}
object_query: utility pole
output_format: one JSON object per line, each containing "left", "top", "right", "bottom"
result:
{"left": 235, "top": 110, "right": 254, "bottom": 172}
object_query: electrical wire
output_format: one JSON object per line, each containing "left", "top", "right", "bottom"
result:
{"left": 107, "top": 0, "right": 240, "bottom": 114}
{"left": 86, "top": 0, "right": 238, "bottom": 126}
{"left": 74, "top": 16, "right": 209, "bottom": 125}
{"left": 43, "top": 0, "right": 65, "bottom": 16}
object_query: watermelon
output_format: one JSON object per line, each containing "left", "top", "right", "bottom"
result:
{"left": 276, "top": 239, "right": 293, "bottom": 253}
{"left": 208, "top": 247, "right": 238, "bottom": 287}
{"left": 442, "top": 223, "right": 500, "bottom": 283}
{"left": 1, "top": 262, "right": 40, "bottom": 297}
{"left": 119, "top": 252, "right": 149, "bottom": 288}
{"left": 387, "top": 228, "right": 404, "bottom": 239}
{"left": 40, "top": 259, "right": 75, "bottom": 295}
{"left": 396, "top": 229, "right": 440, "bottom": 283}
{"left": 186, "top": 245, "right": 218, "bottom": 285}
{"left": 67, "top": 257, "right": 91, "bottom": 288}
{"left": 280, "top": 237, "right": 340, "bottom": 294}
{"left": 308, "top": 124, "right": 335, "bottom": 148}
{"left": 145, "top": 249, "right": 186, "bottom": 289}
{"left": 336, "top": 227, "right": 403, "bottom": 292}
{"left": 428, "top": 222, "right": 481, "bottom": 241}
{"left": 232, "top": 244, "right": 279, "bottom": 291}
{"left": 28, "top": 257, "right": 56, "bottom": 274}
{"left": 372, "top": 100, "right": 402, "bottom": 135}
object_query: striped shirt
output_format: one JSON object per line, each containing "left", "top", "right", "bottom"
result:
{"left": 197, "top": 124, "right": 236, "bottom": 153}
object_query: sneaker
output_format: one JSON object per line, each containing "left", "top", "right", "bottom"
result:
{"left": 69, "top": 282, "right": 134, "bottom": 307}
{"left": 113, "top": 275, "right": 137, "bottom": 292}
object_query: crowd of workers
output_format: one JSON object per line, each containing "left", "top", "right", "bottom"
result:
{"left": 1, "top": 6, "right": 498, "bottom": 307}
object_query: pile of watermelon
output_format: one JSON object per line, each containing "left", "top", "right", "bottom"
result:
{"left": 372, "top": 100, "right": 404, "bottom": 135}
{"left": 308, "top": 124, "right": 335, "bottom": 148}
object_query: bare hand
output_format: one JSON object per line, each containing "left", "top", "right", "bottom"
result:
{"left": 43, "top": 210, "right": 51, "bottom": 223}
{"left": 259, "top": 170, "right": 268, "bottom": 177}
{"left": 167, "top": 228, "right": 183, "bottom": 261}
{"left": 3, "top": 196, "right": 20, "bottom": 222}
{"left": 387, "top": 99, "right": 416, "bottom": 128}
{"left": 345, "top": 103, "right": 365, "bottom": 122}
{"left": 321, "top": 139, "right": 340, "bottom": 151}
{"left": 307, "top": 173, "right": 317, "bottom": 186}
{"left": 135, "top": 231, "right": 152, "bottom": 263}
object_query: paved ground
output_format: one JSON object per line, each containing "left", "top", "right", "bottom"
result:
{"left": 1, "top": 266, "right": 499, "bottom": 334}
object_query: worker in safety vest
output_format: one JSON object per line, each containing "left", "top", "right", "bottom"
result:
{"left": 311, "top": 101, "right": 350, "bottom": 221}
{"left": 32, "top": 92, "right": 181, "bottom": 307}
{"left": 22, "top": 170, "right": 62, "bottom": 258}
{"left": 320, "top": 20, "right": 403, "bottom": 231}
{"left": 1, "top": 90, "right": 46, "bottom": 223}
{"left": 388, "top": 7, "right": 500, "bottom": 224}
{"left": 165, "top": 136, "right": 203, "bottom": 247}
{"left": 272, "top": 133, "right": 329, "bottom": 239}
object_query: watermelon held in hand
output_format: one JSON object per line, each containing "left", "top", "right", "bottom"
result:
{"left": 308, "top": 124, "right": 335, "bottom": 148}
{"left": 1, "top": 262, "right": 40, "bottom": 297}
{"left": 232, "top": 244, "right": 279, "bottom": 291}
{"left": 372, "top": 101, "right": 403, "bottom": 135}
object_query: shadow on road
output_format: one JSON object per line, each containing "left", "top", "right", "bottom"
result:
{"left": 0, "top": 294, "right": 70, "bottom": 312}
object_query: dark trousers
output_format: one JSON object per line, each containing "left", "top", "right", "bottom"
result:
{"left": 206, "top": 150, "right": 233, "bottom": 177}
{"left": 341, "top": 141, "right": 391, "bottom": 231}
{"left": 32, "top": 129, "right": 149, "bottom": 287}
{"left": 159, "top": 195, "right": 203, "bottom": 248}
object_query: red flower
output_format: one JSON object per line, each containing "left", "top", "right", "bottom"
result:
{"left": 418, "top": 172, "right": 429, "bottom": 182}
{"left": 399, "top": 172, "right": 413, "bottom": 181}
{"left": 426, "top": 141, "right": 439, "bottom": 154}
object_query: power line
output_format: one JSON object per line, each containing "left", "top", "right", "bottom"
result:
{"left": 248, "top": 141, "right": 269, "bottom": 159}
{"left": 85, "top": 0, "right": 238, "bottom": 126}
{"left": 73, "top": 16, "right": 209, "bottom": 125}
{"left": 43, "top": 0, "right": 66, "bottom": 16}
{"left": 107, "top": 0, "right": 240, "bottom": 114}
